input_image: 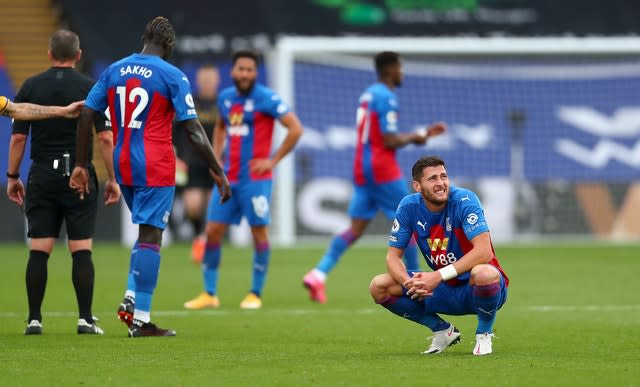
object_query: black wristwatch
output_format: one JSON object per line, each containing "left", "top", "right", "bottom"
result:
{"left": 6, "top": 171, "right": 19, "bottom": 179}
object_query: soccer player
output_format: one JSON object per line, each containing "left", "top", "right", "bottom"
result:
{"left": 184, "top": 49, "right": 304, "bottom": 310}
{"left": 369, "top": 156, "right": 509, "bottom": 356}
{"left": 0, "top": 95, "right": 83, "bottom": 120}
{"left": 70, "top": 16, "right": 231, "bottom": 337}
{"left": 303, "top": 51, "right": 446, "bottom": 303}
{"left": 7, "top": 30, "right": 115, "bottom": 335}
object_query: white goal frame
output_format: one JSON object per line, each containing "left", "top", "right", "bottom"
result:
{"left": 268, "top": 36, "right": 640, "bottom": 246}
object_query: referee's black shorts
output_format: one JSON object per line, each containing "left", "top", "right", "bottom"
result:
{"left": 25, "top": 163, "right": 98, "bottom": 240}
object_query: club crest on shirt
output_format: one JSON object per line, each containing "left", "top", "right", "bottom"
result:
{"left": 391, "top": 218, "right": 400, "bottom": 233}
{"left": 244, "top": 99, "right": 254, "bottom": 112}
{"left": 446, "top": 217, "right": 452, "bottom": 232}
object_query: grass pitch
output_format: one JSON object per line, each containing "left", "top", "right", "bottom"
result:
{"left": 0, "top": 242, "right": 638, "bottom": 386}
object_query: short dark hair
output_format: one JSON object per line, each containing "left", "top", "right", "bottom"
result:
{"left": 374, "top": 51, "right": 400, "bottom": 75}
{"left": 412, "top": 156, "right": 446, "bottom": 181}
{"left": 49, "top": 30, "right": 80, "bottom": 61}
{"left": 142, "top": 16, "right": 176, "bottom": 50}
{"left": 232, "top": 49, "right": 259, "bottom": 66}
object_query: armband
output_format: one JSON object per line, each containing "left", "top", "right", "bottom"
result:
{"left": 6, "top": 171, "right": 20, "bottom": 179}
{"left": 438, "top": 265, "right": 458, "bottom": 281}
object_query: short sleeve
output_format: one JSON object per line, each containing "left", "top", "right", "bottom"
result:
{"left": 85, "top": 70, "right": 109, "bottom": 113}
{"left": 169, "top": 70, "right": 198, "bottom": 122}
{"left": 388, "top": 203, "right": 414, "bottom": 249}
{"left": 264, "top": 90, "right": 290, "bottom": 118}
{"left": 459, "top": 191, "right": 490, "bottom": 240}
{"left": 375, "top": 93, "right": 399, "bottom": 134}
{"left": 12, "top": 79, "right": 32, "bottom": 135}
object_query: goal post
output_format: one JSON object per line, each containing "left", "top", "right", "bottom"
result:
{"left": 268, "top": 36, "right": 640, "bottom": 246}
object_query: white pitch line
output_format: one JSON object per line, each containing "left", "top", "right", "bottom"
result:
{"left": 0, "top": 305, "right": 638, "bottom": 319}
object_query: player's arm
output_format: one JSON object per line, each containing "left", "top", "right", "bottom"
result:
{"left": 69, "top": 106, "right": 96, "bottom": 198}
{"left": 382, "top": 121, "right": 447, "bottom": 149}
{"left": 176, "top": 118, "right": 231, "bottom": 202}
{"left": 250, "top": 111, "right": 303, "bottom": 175}
{"left": 96, "top": 114, "right": 120, "bottom": 205}
{"left": 212, "top": 115, "right": 226, "bottom": 165}
{"left": 0, "top": 96, "right": 84, "bottom": 120}
{"left": 386, "top": 245, "right": 412, "bottom": 286}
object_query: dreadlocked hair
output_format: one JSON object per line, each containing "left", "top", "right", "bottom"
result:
{"left": 142, "top": 16, "right": 176, "bottom": 49}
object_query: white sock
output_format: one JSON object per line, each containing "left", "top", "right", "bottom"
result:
{"left": 312, "top": 269, "right": 327, "bottom": 283}
{"left": 133, "top": 310, "right": 150, "bottom": 324}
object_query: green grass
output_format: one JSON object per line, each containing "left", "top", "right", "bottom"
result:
{"left": 0, "top": 242, "right": 639, "bottom": 386}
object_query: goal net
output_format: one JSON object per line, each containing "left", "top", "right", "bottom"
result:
{"left": 268, "top": 37, "right": 640, "bottom": 245}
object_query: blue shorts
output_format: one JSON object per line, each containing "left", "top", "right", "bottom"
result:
{"left": 207, "top": 180, "right": 272, "bottom": 226}
{"left": 348, "top": 179, "right": 410, "bottom": 220}
{"left": 423, "top": 273, "right": 509, "bottom": 316}
{"left": 121, "top": 185, "right": 175, "bottom": 230}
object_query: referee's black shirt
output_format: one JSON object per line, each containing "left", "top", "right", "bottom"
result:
{"left": 12, "top": 67, "right": 106, "bottom": 164}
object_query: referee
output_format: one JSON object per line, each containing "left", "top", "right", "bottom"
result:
{"left": 6, "top": 30, "right": 120, "bottom": 335}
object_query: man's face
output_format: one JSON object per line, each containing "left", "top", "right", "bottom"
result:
{"left": 231, "top": 57, "right": 257, "bottom": 94}
{"left": 196, "top": 68, "right": 220, "bottom": 99}
{"left": 391, "top": 62, "right": 403, "bottom": 87}
{"left": 413, "top": 165, "right": 449, "bottom": 207}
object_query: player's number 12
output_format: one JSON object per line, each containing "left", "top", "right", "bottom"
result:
{"left": 116, "top": 86, "right": 149, "bottom": 129}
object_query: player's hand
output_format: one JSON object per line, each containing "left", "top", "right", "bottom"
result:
{"left": 61, "top": 100, "right": 85, "bottom": 119}
{"left": 103, "top": 178, "right": 121, "bottom": 206}
{"left": 406, "top": 271, "right": 437, "bottom": 301}
{"left": 249, "top": 158, "right": 275, "bottom": 176}
{"left": 6, "top": 178, "right": 25, "bottom": 206}
{"left": 176, "top": 158, "right": 188, "bottom": 173}
{"left": 426, "top": 122, "right": 447, "bottom": 138}
{"left": 211, "top": 171, "right": 231, "bottom": 203}
{"left": 69, "top": 166, "right": 89, "bottom": 200}
{"left": 413, "top": 121, "right": 447, "bottom": 145}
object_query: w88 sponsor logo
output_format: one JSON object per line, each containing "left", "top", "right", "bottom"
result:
{"left": 427, "top": 252, "right": 458, "bottom": 267}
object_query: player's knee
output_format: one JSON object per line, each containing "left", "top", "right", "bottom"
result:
{"left": 369, "top": 274, "right": 390, "bottom": 301}
{"left": 470, "top": 264, "right": 500, "bottom": 286}
{"left": 205, "top": 222, "right": 225, "bottom": 242}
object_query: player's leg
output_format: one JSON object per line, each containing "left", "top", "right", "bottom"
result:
{"left": 369, "top": 273, "right": 454, "bottom": 353}
{"left": 303, "top": 184, "right": 374, "bottom": 303}
{"left": 23, "top": 167, "right": 61, "bottom": 334}
{"left": 64, "top": 168, "right": 102, "bottom": 334}
{"left": 126, "top": 186, "right": 176, "bottom": 337}
{"left": 378, "top": 179, "right": 420, "bottom": 273}
{"left": 239, "top": 181, "right": 272, "bottom": 309}
{"left": 115, "top": 186, "right": 137, "bottom": 326}
{"left": 184, "top": 184, "right": 237, "bottom": 309}
{"left": 469, "top": 265, "right": 507, "bottom": 355}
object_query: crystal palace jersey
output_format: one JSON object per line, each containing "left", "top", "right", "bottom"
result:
{"left": 353, "top": 82, "right": 403, "bottom": 186}
{"left": 217, "top": 84, "right": 289, "bottom": 183}
{"left": 85, "top": 53, "right": 197, "bottom": 187}
{"left": 389, "top": 187, "right": 509, "bottom": 287}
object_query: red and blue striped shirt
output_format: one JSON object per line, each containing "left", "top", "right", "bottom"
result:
{"left": 86, "top": 53, "right": 197, "bottom": 187}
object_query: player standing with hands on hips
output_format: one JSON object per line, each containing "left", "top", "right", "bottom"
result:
{"left": 70, "top": 16, "right": 231, "bottom": 337}
{"left": 184, "top": 49, "right": 304, "bottom": 310}
{"left": 369, "top": 156, "right": 509, "bottom": 355}
{"left": 303, "top": 51, "right": 446, "bottom": 303}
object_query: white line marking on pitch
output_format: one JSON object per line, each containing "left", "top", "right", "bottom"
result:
{"left": 0, "top": 305, "right": 638, "bottom": 319}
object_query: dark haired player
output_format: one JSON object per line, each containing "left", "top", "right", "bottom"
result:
{"left": 370, "top": 156, "right": 509, "bottom": 355}
{"left": 303, "top": 51, "right": 446, "bottom": 303}
{"left": 184, "top": 49, "right": 303, "bottom": 310}
{"left": 70, "top": 16, "right": 231, "bottom": 337}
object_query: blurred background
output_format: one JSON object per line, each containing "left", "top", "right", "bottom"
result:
{"left": 1, "top": 0, "right": 639, "bottom": 244}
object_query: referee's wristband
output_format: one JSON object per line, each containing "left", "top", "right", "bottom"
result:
{"left": 438, "top": 265, "right": 458, "bottom": 281}
{"left": 6, "top": 171, "right": 19, "bottom": 179}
